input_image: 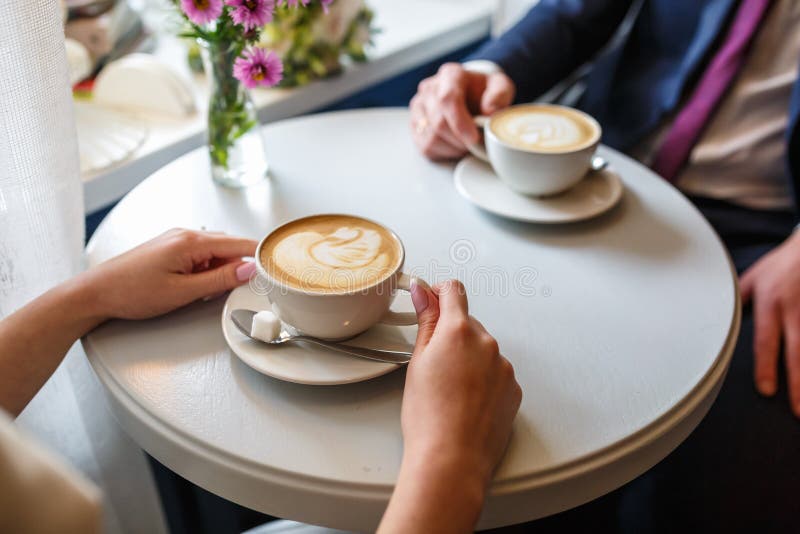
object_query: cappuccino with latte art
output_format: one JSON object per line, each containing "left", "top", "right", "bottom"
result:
{"left": 490, "top": 105, "right": 599, "bottom": 152}
{"left": 260, "top": 214, "right": 402, "bottom": 293}
{"left": 467, "top": 103, "right": 602, "bottom": 196}
{"left": 255, "top": 214, "right": 420, "bottom": 339}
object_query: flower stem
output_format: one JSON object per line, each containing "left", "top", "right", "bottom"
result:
{"left": 204, "top": 39, "right": 257, "bottom": 170}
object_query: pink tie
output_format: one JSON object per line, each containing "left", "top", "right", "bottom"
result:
{"left": 652, "top": 0, "right": 773, "bottom": 182}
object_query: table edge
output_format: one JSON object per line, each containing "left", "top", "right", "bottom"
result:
{"left": 81, "top": 187, "right": 741, "bottom": 500}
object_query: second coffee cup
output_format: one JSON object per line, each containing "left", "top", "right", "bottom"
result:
{"left": 467, "top": 103, "right": 602, "bottom": 196}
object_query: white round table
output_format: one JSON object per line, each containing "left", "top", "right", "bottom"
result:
{"left": 84, "top": 108, "right": 740, "bottom": 531}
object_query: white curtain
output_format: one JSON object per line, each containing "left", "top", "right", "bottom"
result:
{"left": 0, "top": 1, "right": 167, "bottom": 532}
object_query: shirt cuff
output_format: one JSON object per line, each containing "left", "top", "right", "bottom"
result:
{"left": 462, "top": 60, "right": 504, "bottom": 76}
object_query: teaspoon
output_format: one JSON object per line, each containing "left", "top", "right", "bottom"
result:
{"left": 230, "top": 309, "right": 412, "bottom": 365}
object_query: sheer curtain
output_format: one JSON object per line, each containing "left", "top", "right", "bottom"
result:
{"left": 0, "top": 1, "right": 166, "bottom": 532}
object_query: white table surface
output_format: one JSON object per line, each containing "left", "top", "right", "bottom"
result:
{"left": 82, "top": 0, "right": 495, "bottom": 214}
{"left": 83, "top": 108, "right": 740, "bottom": 531}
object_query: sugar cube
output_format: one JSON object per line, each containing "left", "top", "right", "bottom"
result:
{"left": 251, "top": 310, "right": 282, "bottom": 342}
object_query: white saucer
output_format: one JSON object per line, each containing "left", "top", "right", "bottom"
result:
{"left": 221, "top": 285, "right": 416, "bottom": 385}
{"left": 454, "top": 156, "right": 624, "bottom": 224}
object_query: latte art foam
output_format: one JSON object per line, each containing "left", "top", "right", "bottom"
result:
{"left": 490, "top": 105, "right": 598, "bottom": 152}
{"left": 308, "top": 227, "right": 382, "bottom": 268}
{"left": 261, "top": 215, "right": 401, "bottom": 292}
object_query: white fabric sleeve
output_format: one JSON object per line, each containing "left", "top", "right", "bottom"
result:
{"left": 0, "top": 410, "right": 102, "bottom": 534}
{"left": 462, "top": 59, "right": 505, "bottom": 76}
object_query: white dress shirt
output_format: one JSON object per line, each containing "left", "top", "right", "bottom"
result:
{"left": 469, "top": 0, "right": 800, "bottom": 211}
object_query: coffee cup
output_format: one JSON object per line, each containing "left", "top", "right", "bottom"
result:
{"left": 467, "top": 103, "right": 602, "bottom": 196}
{"left": 255, "top": 214, "right": 425, "bottom": 340}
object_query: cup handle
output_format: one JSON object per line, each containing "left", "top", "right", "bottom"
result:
{"left": 380, "top": 273, "right": 427, "bottom": 326}
{"left": 465, "top": 115, "right": 491, "bottom": 162}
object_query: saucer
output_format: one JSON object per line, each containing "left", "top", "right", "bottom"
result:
{"left": 221, "top": 285, "right": 416, "bottom": 385}
{"left": 454, "top": 156, "right": 624, "bottom": 224}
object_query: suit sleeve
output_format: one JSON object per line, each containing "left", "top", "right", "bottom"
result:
{"left": 469, "top": 0, "right": 634, "bottom": 102}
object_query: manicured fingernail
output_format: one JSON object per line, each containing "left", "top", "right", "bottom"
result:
{"left": 757, "top": 380, "right": 776, "bottom": 396}
{"left": 236, "top": 261, "right": 256, "bottom": 282}
{"left": 410, "top": 278, "right": 428, "bottom": 314}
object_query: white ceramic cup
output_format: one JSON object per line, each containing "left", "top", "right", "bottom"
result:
{"left": 254, "top": 215, "right": 424, "bottom": 340}
{"left": 467, "top": 103, "right": 602, "bottom": 196}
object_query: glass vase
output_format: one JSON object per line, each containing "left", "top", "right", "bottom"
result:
{"left": 200, "top": 39, "right": 268, "bottom": 188}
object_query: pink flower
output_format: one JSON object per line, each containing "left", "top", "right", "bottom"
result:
{"left": 233, "top": 47, "right": 284, "bottom": 88}
{"left": 320, "top": 0, "right": 333, "bottom": 12}
{"left": 226, "top": 0, "right": 276, "bottom": 30}
{"left": 180, "top": 0, "right": 224, "bottom": 25}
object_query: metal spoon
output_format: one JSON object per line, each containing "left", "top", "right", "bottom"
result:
{"left": 591, "top": 155, "right": 609, "bottom": 172}
{"left": 230, "top": 309, "right": 412, "bottom": 365}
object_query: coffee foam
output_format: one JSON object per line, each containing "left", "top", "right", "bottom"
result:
{"left": 490, "top": 106, "right": 597, "bottom": 152}
{"left": 260, "top": 215, "right": 401, "bottom": 293}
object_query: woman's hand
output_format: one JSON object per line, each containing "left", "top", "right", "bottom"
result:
{"left": 0, "top": 229, "right": 257, "bottom": 416}
{"left": 403, "top": 279, "right": 522, "bottom": 485}
{"left": 76, "top": 229, "right": 258, "bottom": 322}
{"left": 378, "top": 279, "right": 522, "bottom": 534}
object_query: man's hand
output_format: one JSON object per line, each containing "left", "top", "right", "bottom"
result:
{"left": 741, "top": 230, "right": 800, "bottom": 417}
{"left": 410, "top": 63, "right": 515, "bottom": 161}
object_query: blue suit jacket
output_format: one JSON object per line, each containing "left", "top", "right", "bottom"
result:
{"left": 472, "top": 0, "right": 800, "bottom": 212}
